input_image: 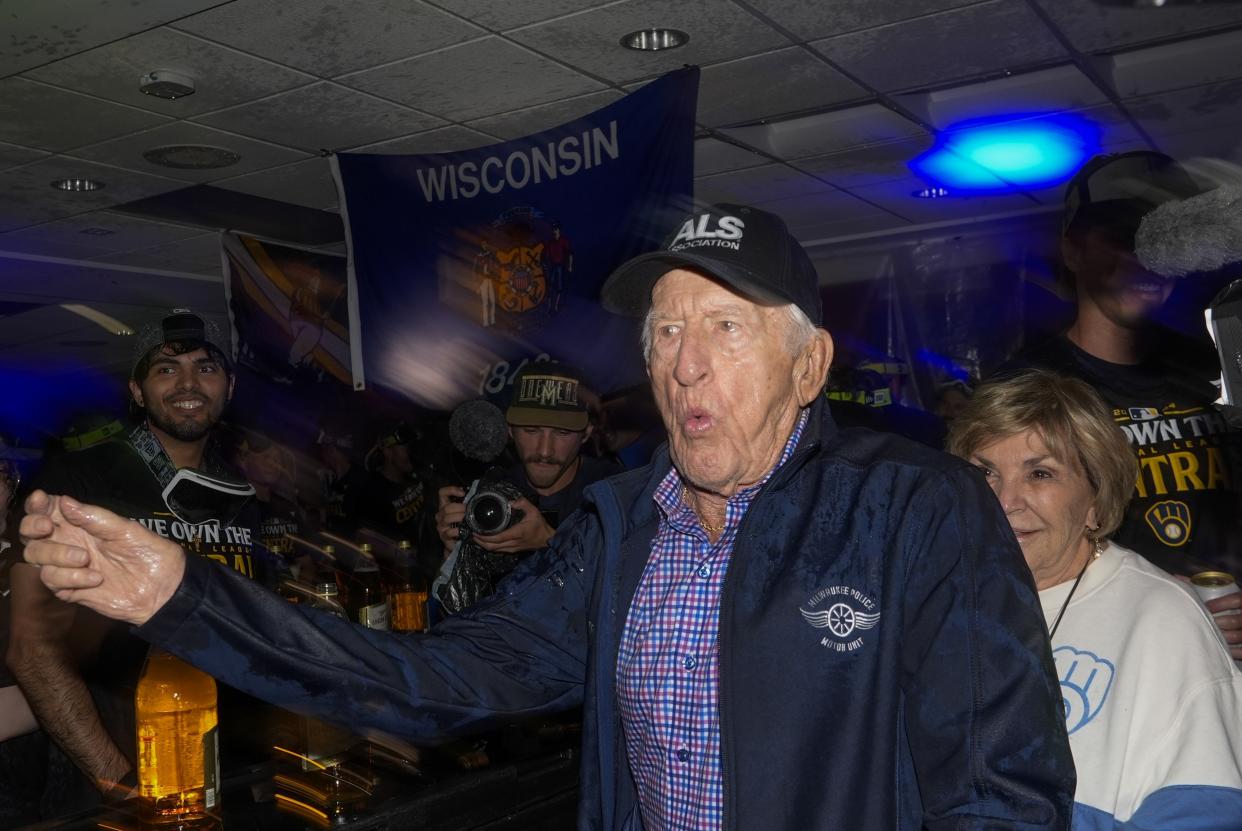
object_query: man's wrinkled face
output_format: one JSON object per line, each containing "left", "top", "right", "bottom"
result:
{"left": 129, "top": 346, "right": 233, "bottom": 444}
{"left": 510, "top": 425, "right": 589, "bottom": 493}
{"left": 646, "top": 269, "right": 819, "bottom": 496}
{"left": 1066, "top": 225, "right": 1174, "bottom": 329}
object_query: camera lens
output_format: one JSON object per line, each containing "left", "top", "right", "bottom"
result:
{"left": 468, "top": 493, "right": 510, "bottom": 536}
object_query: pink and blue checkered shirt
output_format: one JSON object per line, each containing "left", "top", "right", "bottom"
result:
{"left": 615, "top": 411, "right": 809, "bottom": 830}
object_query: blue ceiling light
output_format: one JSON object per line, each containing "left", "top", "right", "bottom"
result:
{"left": 910, "top": 114, "right": 1101, "bottom": 194}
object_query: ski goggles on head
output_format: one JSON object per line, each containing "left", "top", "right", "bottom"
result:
{"left": 129, "top": 425, "right": 254, "bottom": 526}
{"left": 162, "top": 467, "right": 255, "bottom": 527}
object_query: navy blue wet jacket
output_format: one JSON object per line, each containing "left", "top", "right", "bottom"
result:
{"left": 137, "top": 400, "right": 1075, "bottom": 829}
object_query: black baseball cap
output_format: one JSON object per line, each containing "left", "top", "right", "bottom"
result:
{"left": 132, "top": 308, "right": 232, "bottom": 379}
{"left": 1063, "top": 151, "right": 1202, "bottom": 238}
{"left": 600, "top": 203, "right": 823, "bottom": 325}
{"left": 506, "top": 361, "right": 590, "bottom": 431}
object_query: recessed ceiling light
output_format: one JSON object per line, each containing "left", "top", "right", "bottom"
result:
{"left": 913, "top": 187, "right": 952, "bottom": 199}
{"left": 620, "top": 28, "right": 689, "bottom": 51}
{"left": 51, "top": 178, "right": 104, "bottom": 192}
{"left": 143, "top": 144, "right": 241, "bottom": 170}
{"left": 139, "top": 70, "right": 196, "bottom": 100}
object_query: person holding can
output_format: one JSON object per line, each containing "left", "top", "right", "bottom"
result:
{"left": 1191, "top": 572, "right": 1242, "bottom": 663}
{"left": 949, "top": 368, "right": 1242, "bottom": 828}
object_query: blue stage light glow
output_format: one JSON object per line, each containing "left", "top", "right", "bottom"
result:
{"left": 911, "top": 114, "right": 1101, "bottom": 194}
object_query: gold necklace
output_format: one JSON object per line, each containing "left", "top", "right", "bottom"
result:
{"left": 681, "top": 484, "right": 725, "bottom": 534}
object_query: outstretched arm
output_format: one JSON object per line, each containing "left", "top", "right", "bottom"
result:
{"left": 23, "top": 490, "right": 594, "bottom": 742}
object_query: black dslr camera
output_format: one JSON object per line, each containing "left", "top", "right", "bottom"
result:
{"left": 462, "top": 472, "right": 526, "bottom": 537}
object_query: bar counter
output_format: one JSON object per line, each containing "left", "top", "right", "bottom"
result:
{"left": 23, "top": 726, "right": 580, "bottom": 831}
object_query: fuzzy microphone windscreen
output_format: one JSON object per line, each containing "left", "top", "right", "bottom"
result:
{"left": 1135, "top": 185, "right": 1242, "bottom": 277}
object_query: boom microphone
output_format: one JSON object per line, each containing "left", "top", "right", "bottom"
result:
{"left": 1135, "top": 185, "right": 1242, "bottom": 277}
{"left": 448, "top": 399, "right": 509, "bottom": 463}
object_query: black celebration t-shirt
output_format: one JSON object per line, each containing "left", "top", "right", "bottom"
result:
{"left": 28, "top": 438, "right": 270, "bottom": 802}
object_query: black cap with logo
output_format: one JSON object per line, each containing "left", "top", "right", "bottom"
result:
{"left": 506, "top": 361, "right": 590, "bottom": 431}
{"left": 600, "top": 203, "right": 823, "bottom": 325}
{"left": 1063, "top": 151, "right": 1203, "bottom": 239}
{"left": 131, "top": 308, "right": 233, "bottom": 379}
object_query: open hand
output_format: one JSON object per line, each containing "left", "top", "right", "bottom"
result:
{"left": 20, "top": 490, "right": 186, "bottom": 626}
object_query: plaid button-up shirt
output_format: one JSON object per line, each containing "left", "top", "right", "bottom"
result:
{"left": 615, "top": 411, "right": 809, "bottom": 830}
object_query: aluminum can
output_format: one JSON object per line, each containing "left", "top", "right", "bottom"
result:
{"left": 1191, "top": 571, "right": 1240, "bottom": 615}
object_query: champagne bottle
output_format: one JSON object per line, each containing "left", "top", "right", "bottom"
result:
{"left": 389, "top": 540, "right": 429, "bottom": 633}
{"left": 350, "top": 543, "right": 390, "bottom": 631}
{"left": 135, "top": 649, "right": 220, "bottom": 827}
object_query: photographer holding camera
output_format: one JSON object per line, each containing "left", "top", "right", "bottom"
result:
{"left": 434, "top": 363, "right": 621, "bottom": 562}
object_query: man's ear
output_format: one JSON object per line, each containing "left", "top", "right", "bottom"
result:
{"left": 582, "top": 423, "right": 594, "bottom": 442}
{"left": 128, "top": 378, "right": 144, "bottom": 409}
{"left": 1060, "top": 234, "right": 1085, "bottom": 275}
{"left": 227, "top": 374, "right": 236, "bottom": 402}
{"left": 794, "top": 329, "right": 834, "bottom": 408}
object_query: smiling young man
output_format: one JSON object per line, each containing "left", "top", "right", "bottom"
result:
{"left": 1008, "top": 152, "right": 1242, "bottom": 578}
{"left": 6, "top": 309, "right": 261, "bottom": 818}
{"left": 23, "top": 207, "right": 1075, "bottom": 830}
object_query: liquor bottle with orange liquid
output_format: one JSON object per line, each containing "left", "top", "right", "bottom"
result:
{"left": 135, "top": 649, "right": 221, "bottom": 828}
{"left": 388, "top": 540, "right": 429, "bottom": 633}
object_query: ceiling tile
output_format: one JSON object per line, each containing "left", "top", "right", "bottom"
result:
{"left": 741, "top": 0, "right": 983, "bottom": 41}
{"left": 424, "top": 0, "right": 616, "bottom": 30}
{"left": 0, "top": 210, "right": 205, "bottom": 257}
{"left": 1125, "top": 78, "right": 1242, "bottom": 140}
{"left": 721, "top": 104, "right": 926, "bottom": 160}
{"left": 794, "top": 138, "right": 935, "bottom": 190}
{"left": 846, "top": 176, "right": 1041, "bottom": 223}
{"left": 0, "top": 79, "right": 170, "bottom": 153}
{"left": 193, "top": 83, "right": 445, "bottom": 153}
{"left": 1106, "top": 29, "right": 1242, "bottom": 100}
{"left": 812, "top": 0, "right": 1066, "bottom": 93}
{"left": 693, "top": 137, "right": 770, "bottom": 177}
{"left": 20, "top": 27, "right": 317, "bottom": 118}
{"left": 508, "top": 0, "right": 791, "bottom": 84}
{"left": 354, "top": 125, "right": 500, "bottom": 154}
{"left": 172, "top": 0, "right": 485, "bottom": 77}
{"left": 1155, "top": 128, "right": 1242, "bottom": 168}
{"left": 0, "top": 156, "right": 187, "bottom": 233}
{"left": 695, "top": 47, "right": 866, "bottom": 128}
{"left": 95, "top": 232, "right": 224, "bottom": 276}
{"left": 465, "top": 90, "right": 623, "bottom": 139}
{"left": 341, "top": 37, "right": 605, "bottom": 122}
{"left": 695, "top": 163, "right": 836, "bottom": 206}
{"left": 1066, "top": 103, "right": 1145, "bottom": 147}
{"left": 67, "top": 121, "right": 310, "bottom": 183}
{"left": 750, "top": 188, "right": 892, "bottom": 226}
{"left": 0, "top": 0, "right": 224, "bottom": 76}
{"left": 1038, "top": 0, "right": 1242, "bottom": 53}
{"left": 214, "top": 158, "right": 339, "bottom": 210}
{"left": 0, "top": 141, "right": 50, "bottom": 172}
{"left": 0, "top": 236, "right": 117, "bottom": 260}
{"left": 905, "top": 65, "right": 1107, "bottom": 130}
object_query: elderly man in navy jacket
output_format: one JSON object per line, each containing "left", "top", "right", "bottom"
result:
{"left": 23, "top": 203, "right": 1074, "bottom": 830}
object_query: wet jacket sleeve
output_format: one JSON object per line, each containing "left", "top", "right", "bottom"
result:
{"left": 134, "top": 510, "right": 599, "bottom": 742}
{"left": 900, "top": 467, "right": 1076, "bottom": 830}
